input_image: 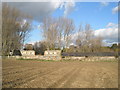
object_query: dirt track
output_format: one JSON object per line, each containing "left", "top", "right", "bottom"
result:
{"left": 2, "top": 59, "right": 118, "bottom": 88}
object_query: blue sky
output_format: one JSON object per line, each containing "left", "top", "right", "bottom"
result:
{"left": 53, "top": 2, "right": 118, "bottom": 28}
{"left": 25, "top": 2, "right": 118, "bottom": 45}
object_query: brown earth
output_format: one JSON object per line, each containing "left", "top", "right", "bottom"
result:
{"left": 2, "top": 59, "right": 118, "bottom": 88}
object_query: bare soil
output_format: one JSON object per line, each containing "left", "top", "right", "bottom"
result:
{"left": 2, "top": 59, "right": 118, "bottom": 88}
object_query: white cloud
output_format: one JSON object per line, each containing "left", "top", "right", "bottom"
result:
{"left": 100, "top": 2, "right": 109, "bottom": 6}
{"left": 112, "top": 5, "right": 120, "bottom": 14}
{"left": 8, "top": 2, "right": 63, "bottom": 22}
{"left": 63, "top": 1, "right": 75, "bottom": 16}
{"left": 106, "top": 22, "right": 115, "bottom": 27}
{"left": 57, "top": 0, "right": 76, "bottom": 16}
{"left": 94, "top": 28, "right": 118, "bottom": 40}
{"left": 7, "top": 1, "right": 76, "bottom": 21}
{"left": 26, "top": 42, "right": 35, "bottom": 45}
{"left": 94, "top": 23, "right": 118, "bottom": 45}
{"left": 27, "top": 40, "right": 41, "bottom": 45}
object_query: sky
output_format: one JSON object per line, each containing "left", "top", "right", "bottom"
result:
{"left": 7, "top": 1, "right": 119, "bottom": 46}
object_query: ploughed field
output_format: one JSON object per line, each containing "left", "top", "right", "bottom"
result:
{"left": 2, "top": 59, "right": 118, "bottom": 88}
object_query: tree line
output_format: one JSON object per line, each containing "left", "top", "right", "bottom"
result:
{"left": 39, "top": 17, "right": 103, "bottom": 53}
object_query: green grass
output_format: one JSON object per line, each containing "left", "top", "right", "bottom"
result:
{"left": 17, "top": 58, "right": 118, "bottom": 62}
{"left": 17, "top": 58, "right": 60, "bottom": 62}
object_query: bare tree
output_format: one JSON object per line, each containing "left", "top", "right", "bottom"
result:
{"left": 75, "top": 23, "right": 103, "bottom": 52}
{"left": 60, "top": 17, "right": 75, "bottom": 48}
{"left": 42, "top": 16, "right": 75, "bottom": 50}
{"left": 84, "top": 24, "right": 94, "bottom": 46}
{"left": 41, "top": 16, "right": 58, "bottom": 50}
{"left": 91, "top": 35, "right": 103, "bottom": 52}
{"left": 2, "top": 3, "right": 32, "bottom": 55}
{"left": 57, "top": 17, "right": 65, "bottom": 49}
{"left": 76, "top": 24, "right": 83, "bottom": 47}
{"left": 41, "top": 16, "right": 75, "bottom": 50}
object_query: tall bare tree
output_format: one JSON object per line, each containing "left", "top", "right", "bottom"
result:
{"left": 56, "top": 17, "right": 65, "bottom": 49}
{"left": 76, "top": 24, "right": 83, "bottom": 47}
{"left": 84, "top": 24, "right": 94, "bottom": 46}
{"left": 59, "top": 17, "right": 75, "bottom": 48}
{"left": 41, "top": 16, "right": 75, "bottom": 50}
{"left": 2, "top": 3, "right": 32, "bottom": 55}
{"left": 75, "top": 23, "right": 103, "bottom": 52}
{"left": 41, "top": 16, "right": 58, "bottom": 50}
